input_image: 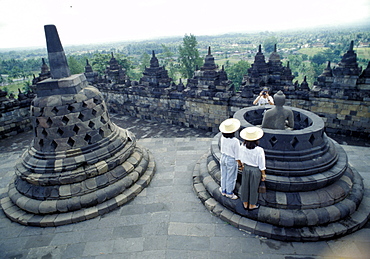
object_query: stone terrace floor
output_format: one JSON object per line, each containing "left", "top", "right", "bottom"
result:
{"left": 0, "top": 114, "right": 369, "bottom": 259}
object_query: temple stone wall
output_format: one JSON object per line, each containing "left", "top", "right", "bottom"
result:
{"left": 1, "top": 89, "right": 368, "bottom": 139}
{"left": 289, "top": 97, "right": 370, "bottom": 136}
{"left": 184, "top": 98, "right": 229, "bottom": 131}
{"left": 0, "top": 102, "right": 32, "bottom": 139}
{"left": 102, "top": 90, "right": 230, "bottom": 132}
{"left": 99, "top": 89, "right": 370, "bottom": 137}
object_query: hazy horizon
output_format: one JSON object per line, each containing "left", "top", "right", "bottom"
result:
{"left": 1, "top": 0, "right": 369, "bottom": 50}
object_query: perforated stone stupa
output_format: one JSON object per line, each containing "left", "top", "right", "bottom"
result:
{"left": 0, "top": 25, "right": 155, "bottom": 227}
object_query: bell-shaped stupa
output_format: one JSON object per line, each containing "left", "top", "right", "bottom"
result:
{"left": 0, "top": 25, "right": 155, "bottom": 227}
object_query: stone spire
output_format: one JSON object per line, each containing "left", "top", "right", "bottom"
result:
{"left": 84, "top": 59, "right": 99, "bottom": 84}
{"left": 108, "top": 52, "right": 119, "bottom": 71}
{"left": 150, "top": 50, "right": 159, "bottom": 67}
{"left": 201, "top": 46, "right": 217, "bottom": 70}
{"left": 319, "top": 61, "right": 333, "bottom": 78}
{"left": 140, "top": 50, "right": 172, "bottom": 88}
{"left": 299, "top": 76, "right": 310, "bottom": 90}
{"left": 359, "top": 61, "right": 370, "bottom": 79}
{"left": 357, "top": 61, "right": 370, "bottom": 90}
{"left": 44, "top": 25, "right": 71, "bottom": 79}
{"left": 32, "top": 58, "right": 51, "bottom": 85}
{"left": 250, "top": 45, "right": 268, "bottom": 75}
{"left": 105, "top": 53, "right": 127, "bottom": 84}
{"left": 333, "top": 40, "right": 361, "bottom": 77}
{"left": 268, "top": 44, "right": 280, "bottom": 63}
{"left": 177, "top": 78, "right": 185, "bottom": 92}
{"left": 186, "top": 46, "right": 231, "bottom": 95}
{"left": 85, "top": 59, "right": 93, "bottom": 73}
{"left": 41, "top": 58, "right": 49, "bottom": 75}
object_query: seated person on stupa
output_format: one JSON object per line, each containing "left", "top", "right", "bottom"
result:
{"left": 261, "top": 91, "right": 294, "bottom": 130}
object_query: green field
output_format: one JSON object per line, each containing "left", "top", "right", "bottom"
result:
{"left": 298, "top": 47, "right": 329, "bottom": 57}
{"left": 1, "top": 78, "right": 32, "bottom": 97}
{"left": 354, "top": 47, "right": 370, "bottom": 60}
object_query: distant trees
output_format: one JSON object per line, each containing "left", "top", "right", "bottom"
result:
{"left": 263, "top": 36, "right": 278, "bottom": 53}
{"left": 0, "top": 58, "right": 41, "bottom": 80}
{"left": 90, "top": 53, "right": 111, "bottom": 74}
{"left": 139, "top": 52, "right": 150, "bottom": 72}
{"left": 158, "top": 44, "right": 179, "bottom": 81}
{"left": 288, "top": 54, "right": 325, "bottom": 86}
{"left": 67, "top": 56, "right": 84, "bottom": 74}
{"left": 23, "top": 80, "right": 33, "bottom": 94}
{"left": 224, "top": 60, "right": 250, "bottom": 91}
{"left": 178, "top": 34, "right": 203, "bottom": 79}
{"left": 311, "top": 49, "right": 341, "bottom": 66}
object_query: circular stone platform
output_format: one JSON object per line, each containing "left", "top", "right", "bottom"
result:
{"left": 193, "top": 106, "right": 370, "bottom": 241}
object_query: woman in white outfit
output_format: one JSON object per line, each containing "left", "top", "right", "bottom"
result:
{"left": 219, "top": 118, "right": 242, "bottom": 199}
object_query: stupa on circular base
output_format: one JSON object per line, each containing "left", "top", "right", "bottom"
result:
{"left": 0, "top": 25, "right": 155, "bottom": 227}
{"left": 193, "top": 104, "right": 369, "bottom": 241}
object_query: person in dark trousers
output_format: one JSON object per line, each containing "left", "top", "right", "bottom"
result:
{"left": 238, "top": 127, "right": 266, "bottom": 210}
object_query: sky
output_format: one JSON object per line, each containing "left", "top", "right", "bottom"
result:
{"left": 0, "top": 0, "right": 369, "bottom": 49}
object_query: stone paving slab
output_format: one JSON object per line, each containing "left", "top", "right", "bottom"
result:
{"left": 0, "top": 115, "right": 369, "bottom": 258}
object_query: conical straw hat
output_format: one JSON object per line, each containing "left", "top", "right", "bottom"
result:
{"left": 219, "top": 118, "right": 240, "bottom": 133}
{"left": 240, "top": 127, "right": 264, "bottom": 141}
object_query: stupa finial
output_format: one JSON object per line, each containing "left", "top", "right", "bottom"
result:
{"left": 44, "top": 25, "right": 71, "bottom": 79}
{"left": 349, "top": 40, "right": 354, "bottom": 51}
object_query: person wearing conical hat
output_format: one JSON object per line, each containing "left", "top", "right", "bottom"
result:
{"left": 238, "top": 127, "right": 266, "bottom": 210}
{"left": 219, "top": 118, "right": 242, "bottom": 199}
